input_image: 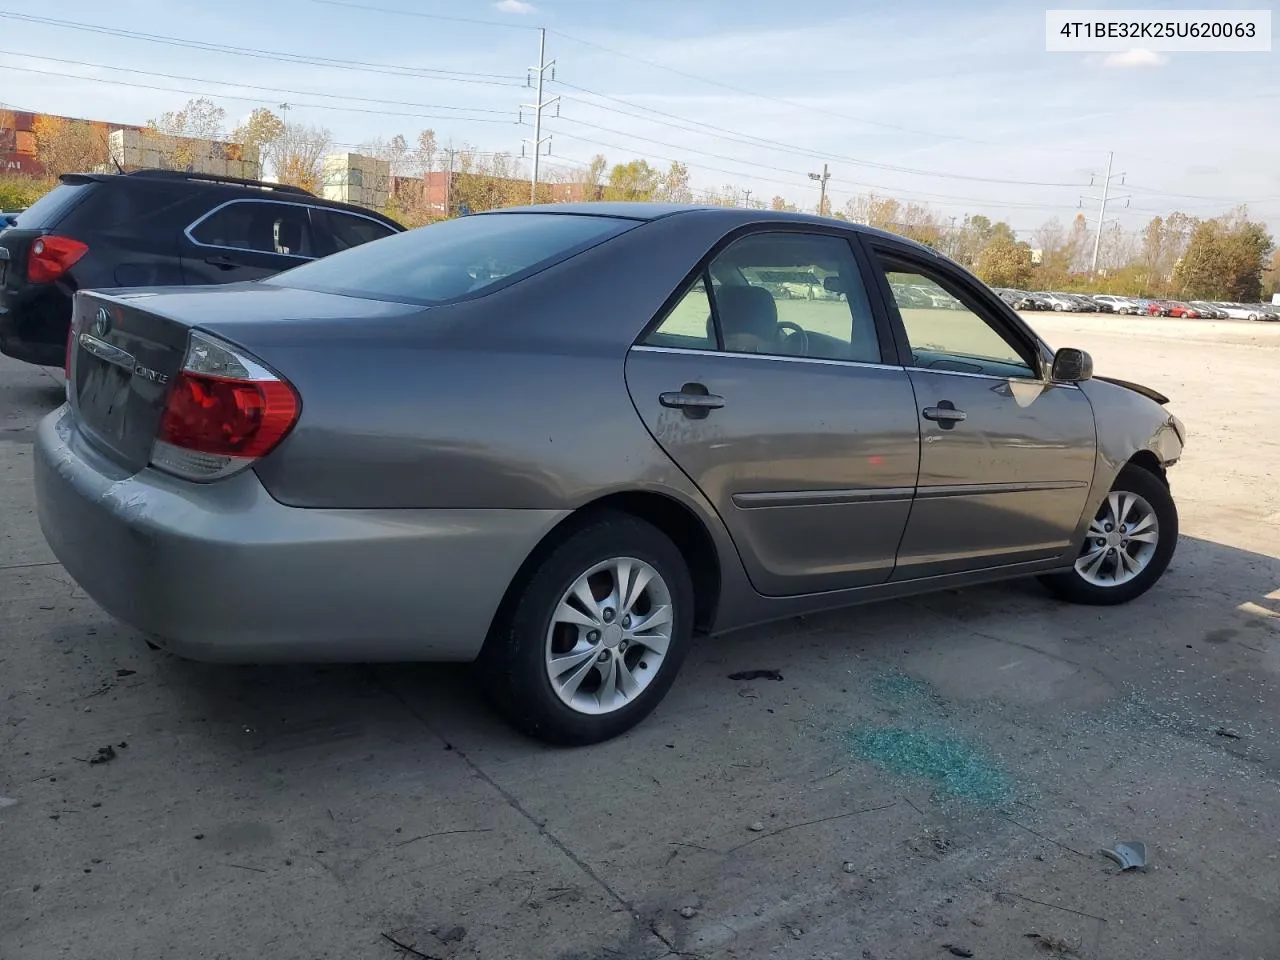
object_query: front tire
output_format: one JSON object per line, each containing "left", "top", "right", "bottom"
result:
{"left": 478, "top": 512, "right": 695, "bottom": 745}
{"left": 1038, "top": 464, "right": 1177, "bottom": 605}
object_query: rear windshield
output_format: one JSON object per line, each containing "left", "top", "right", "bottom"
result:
{"left": 266, "top": 212, "right": 636, "bottom": 305}
{"left": 14, "top": 182, "right": 91, "bottom": 229}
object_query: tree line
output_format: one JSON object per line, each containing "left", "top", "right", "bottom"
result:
{"left": 2, "top": 97, "right": 1275, "bottom": 301}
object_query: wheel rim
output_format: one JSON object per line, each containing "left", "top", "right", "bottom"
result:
{"left": 544, "top": 557, "right": 673, "bottom": 715}
{"left": 1075, "top": 490, "right": 1160, "bottom": 587}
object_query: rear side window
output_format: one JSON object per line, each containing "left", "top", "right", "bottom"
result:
{"left": 268, "top": 212, "right": 636, "bottom": 305}
{"left": 189, "top": 201, "right": 317, "bottom": 258}
{"left": 313, "top": 208, "right": 397, "bottom": 253}
{"left": 14, "top": 183, "right": 91, "bottom": 228}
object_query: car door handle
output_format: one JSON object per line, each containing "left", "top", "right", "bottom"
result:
{"left": 659, "top": 384, "right": 724, "bottom": 420}
{"left": 204, "top": 256, "right": 239, "bottom": 270}
{"left": 922, "top": 402, "right": 966, "bottom": 426}
{"left": 660, "top": 391, "right": 725, "bottom": 409}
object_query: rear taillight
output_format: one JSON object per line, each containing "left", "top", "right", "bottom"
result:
{"left": 150, "top": 331, "right": 300, "bottom": 482}
{"left": 28, "top": 236, "right": 89, "bottom": 284}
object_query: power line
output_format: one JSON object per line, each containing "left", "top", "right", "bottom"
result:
{"left": 0, "top": 62, "right": 521, "bottom": 124}
{"left": 0, "top": 51, "right": 517, "bottom": 116}
{"left": 308, "top": 0, "right": 540, "bottom": 30}
{"left": 0, "top": 11, "right": 526, "bottom": 87}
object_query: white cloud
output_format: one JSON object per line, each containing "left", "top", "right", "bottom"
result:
{"left": 1102, "top": 49, "right": 1169, "bottom": 68}
{"left": 494, "top": 0, "right": 536, "bottom": 13}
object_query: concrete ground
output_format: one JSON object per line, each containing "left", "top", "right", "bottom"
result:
{"left": 2, "top": 314, "right": 1278, "bottom": 960}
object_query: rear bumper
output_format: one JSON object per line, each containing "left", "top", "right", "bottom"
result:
{"left": 34, "top": 406, "right": 569, "bottom": 662}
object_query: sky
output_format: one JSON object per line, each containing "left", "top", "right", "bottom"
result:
{"left": 2, "top": 0, "right": 1278, "bottom": 236}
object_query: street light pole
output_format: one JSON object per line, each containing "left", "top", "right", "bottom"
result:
{"left": 808, "top": 163, "right": 830, "bottom": 216}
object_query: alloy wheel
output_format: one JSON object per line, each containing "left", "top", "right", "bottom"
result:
{"left": 1075, "top": 490, "right": 1160, "bottom": 587}
{"left": 544, "top": 557, "right": 674, "bottom": 715}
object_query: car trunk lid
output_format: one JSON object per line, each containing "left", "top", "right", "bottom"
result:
{"left": 66, "top": 284, "right": 424, "bottom": 474}
{"left": 68, "top": 291, "right": 195, "bottom": 472}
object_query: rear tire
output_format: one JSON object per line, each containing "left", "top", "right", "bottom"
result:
{"left": 478, "top": 512, "right": 695, "bottom": 745}
{"left": 1038, "top": 464, "right": 1177, "bottom": 606}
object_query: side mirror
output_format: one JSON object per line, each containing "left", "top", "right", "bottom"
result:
{"left": 823, "top": 275, "right": 847, "bottom": 295}
{"left": 1051, "top": 347, "right": 1093, "bottom": 383}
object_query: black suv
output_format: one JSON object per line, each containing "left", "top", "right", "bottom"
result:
{"left": 0, "top": 169, "right": 403, "bottom": 366}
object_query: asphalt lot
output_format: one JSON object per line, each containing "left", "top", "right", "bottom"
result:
{"left": 2, "top": 313, "right": 1279, "bottom": 960}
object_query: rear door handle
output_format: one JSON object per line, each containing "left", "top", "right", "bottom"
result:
{"left": 204, "top": 256, "right": 239, "bottom": 270}
{"left": 660, "top": 392, "right": 725, "bottom": 409}
{"left": 922, "top": 401, "right": 966, "bottom": 428}
{"left": 659, "top": 383, "right": 724, "bottom": 419}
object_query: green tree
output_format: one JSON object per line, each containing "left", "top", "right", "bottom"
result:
{"left": 1172, "top": 215, "right": 1274, "bottom": 300}
{"left": 975, "top": 236, "right": 1034, "bottom": 288}
{"left": 602, "top": 160, "right": 658, "bottom": 201}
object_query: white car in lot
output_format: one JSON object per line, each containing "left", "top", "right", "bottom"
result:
{"left": 1218, "top": 303, "right": 1265, "bottom": 321}
{"left": 1092, "top": 295, "right": 1142, "bottom": 315}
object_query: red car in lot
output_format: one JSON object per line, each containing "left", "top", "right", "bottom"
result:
{"left": 1165, "top": 302, "right": 1201, "bottom": 319}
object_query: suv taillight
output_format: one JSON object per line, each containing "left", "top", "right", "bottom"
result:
{"left": 150, "top": 331, "right": 300, "bottom": 482}
{"left": 28, "top": 236, "right": 89, "bottom": 284}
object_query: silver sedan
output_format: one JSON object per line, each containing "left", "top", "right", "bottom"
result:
{"left": 35, "top": 205, "right": 1186, "bottom": 744}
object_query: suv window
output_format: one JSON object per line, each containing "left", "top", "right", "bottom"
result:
{"left": 13, "top": 182, "right": 91, "bottom": 228}
{"left": 268, "top": 212, "right": 635, "bottom": 305}
{"left": 874, "top": 252, "right": 1037, "bottom": 378}
{"left": 312, "top": 208, "right": 397, "bottom": 253}
{"left": 705, "top": 233, "right": 880, "bottom": 363}
{"left": 189, "top": 200, "right": 318, "bottom": 258}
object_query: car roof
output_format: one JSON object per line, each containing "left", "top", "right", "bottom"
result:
{"left": 58, "top": 170, "right": 403, "bottom": 228}
{"left": 483, "top": 202, "right": 939, "bottom": 255}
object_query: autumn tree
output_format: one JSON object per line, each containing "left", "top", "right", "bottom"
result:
{"left": 1171, "top": 214, "right": 1274, "bottom": 301}
{"left": 265, "top": 122, "right": 332, "bottom": 193}
{"left": 31, "top": 115, "right": 110, "bottom": 178}
{"left": 230, "top": 107, "right": 286, "bottom": 178}
{"left": 770, "top": 195, "right": 798, "bottom": 212}
{"left": 603, "top": 160, "right": 658, "bottom": 202}
{"left": 976, "top": 236, "right": 1034, "bottom": 288}
{"left": 653, "top": 162, "right": 692, "bottom": 203}
{"left": 145, "top": 97, "right": 227, "bottom": 170}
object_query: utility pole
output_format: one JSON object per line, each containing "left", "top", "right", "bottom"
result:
{"left": 444, "top": 147, "right": 454, "bottom": 216}
{"left": 742, "top": 188, "right": 752, "bottom": 209}
{"left": 808, "top": 163, "right": 830, "bottom": 216}
{"left": 521, "top": 28, "right": 559, "bottom": 204}
{"left": 278, "top": 102, "right": 292, "bottom": 123}
{"left": 1081, "top": 151, "right": 1130, "bottom": 274}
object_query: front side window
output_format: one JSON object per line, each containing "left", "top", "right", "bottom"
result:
{"left": 189, "top": 201, "right": 317, "bottom": 258}
{"left": 875, "top": 254, "right": 1037, "bottom": 378}
{"left": 704, "top": 233, "right": 880, "bottom": 363}
{"left": 269, "top": 212, "right": 635, "bottom": 305}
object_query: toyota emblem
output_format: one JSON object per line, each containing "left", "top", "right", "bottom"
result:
{"left": 92, "top": 306, "right": 111, "bottom": 337}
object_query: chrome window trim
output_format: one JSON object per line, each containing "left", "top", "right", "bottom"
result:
{"left": 632, "top": 344, "right": 1078, "bottom": 389}
{"left": 183, "top": 197, "right": 394, "bottom": 261}
{"left": 631, "top": 343, "right": 906, "bottom": 373}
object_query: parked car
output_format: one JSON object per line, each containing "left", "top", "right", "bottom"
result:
{"left": 0, "top": 210, "right": 22, "bottom": 229}
{"left": 0, "top": 170, "right": 404, "bottom": 367}
{"left": 1070, "top": 294, "right": 1105, "bottom": 313}
{"left": 1245, "top": 302, "right": 1279, "bottom": 321}
{"left": 1146, "top": 300, "right": 1171, "bottom": 317}
{"left": 34, "top": 204, "right": 1186, "bottom": 744}
{"left": 1164, "top": 302, "right": 1201, "bottom": 319}
{"left": 1037, "top": 292, "right": 1076, "bottom": 312}
{"left": 1189, "top": 301, "right": 1227, "bottom": 320}
{"left": 1091, "top": 295, "right": 1140, "bottom": 314}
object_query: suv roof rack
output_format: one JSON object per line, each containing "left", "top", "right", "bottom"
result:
{"left": 124, "top": 169, "right": 315, "bottom": 196}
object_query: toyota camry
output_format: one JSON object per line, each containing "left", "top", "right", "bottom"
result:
{"left": 34, "top": 204, "right": 1186, "bottom": 744}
